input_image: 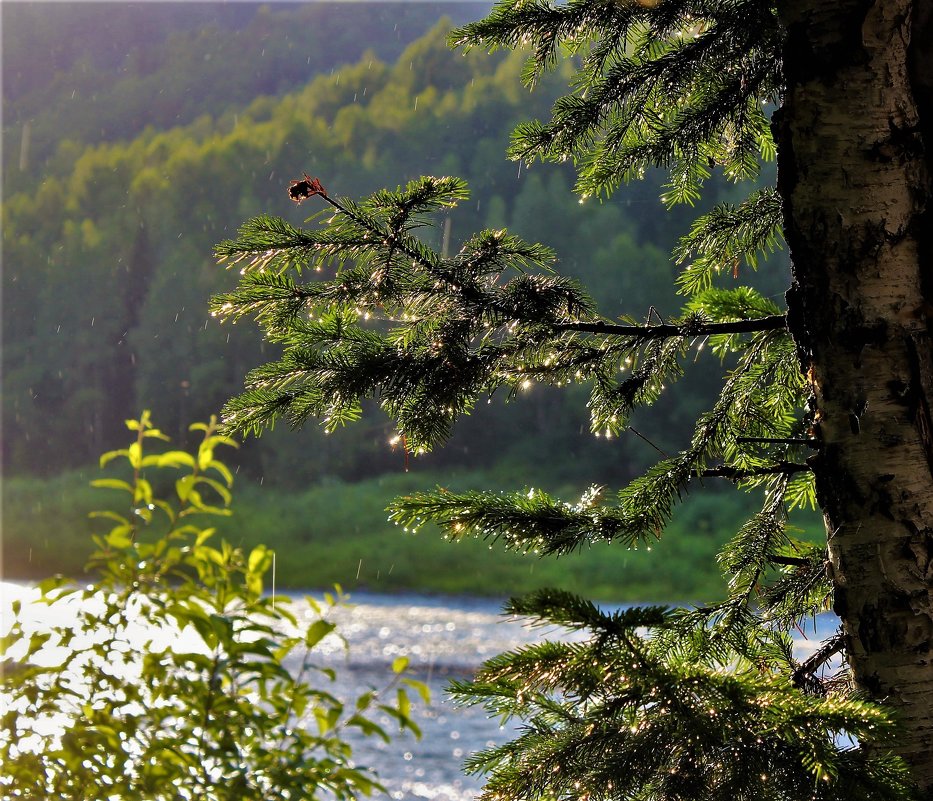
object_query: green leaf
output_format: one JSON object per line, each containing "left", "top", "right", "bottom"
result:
{"left": 305, "top": 619, "right": 337, "bottom": 648}
{"left": 98, "top": 447, "right": 128, "bottom": 467}
{"left": 193, "top": 475, "right": 232, "bottom": 506}
{"left": 89, "top": 510, "right": 130, "bottom": 525}
{"left": 105, "top": 526, "right": 134, "bottom": 549}
{"left": 397, "top": 687, "right": 411, "bottom": 721}
{"left": 127, "top": 441, "right": 142, "bottom": 469}
{"left": 195, "top": 528, "right": 216, "bottom": 547}
{"left": 248, "top": 544, "right": 271, "bottom": 574}
{"left": 90, "top": 478, "right": 133, "bottom": 493}
{"left": 156, "top": 450, "right": 196, "bottom": 469}
{"left": 379, "top": 697, "right": 421, "bottom": 738}
{"left": 27, "top": 631, "right": 52, "bottom": 654}
{"left": 206, "top": 459, "right": 234, "bottom": 486}
{"left": 176, "top": 475, "right": 195, "bottom": 503}
{"left": 152, "top": 499, "right": 175, "bottom": 522}
{"left": 346, "top": 713, "right": 390, "bottom": 743}
{"left": 402, "top": 678, "right": 431, "bottom": 704}
{"left": 188, "top": 615, "right": 218, "bottom": 649}
{"left": 198, "top": 443, "right": 213, "bottom": 472}
{"left": 313, "top": 705, "right": 341, "bottom": 734}
{"left": 134, "top": 478, "right": 153, "bottom": 506}
{"left": 181, "top": 504, "right": 232, "bottom": 518}
{"left": 36, "top": 576, "right": 71, "bottom": 595}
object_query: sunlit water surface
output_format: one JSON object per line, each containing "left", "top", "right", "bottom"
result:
{"left": 0, "top": 583, "right": 836, "bottom": 800}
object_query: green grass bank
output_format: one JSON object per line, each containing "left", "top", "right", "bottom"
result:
{"left": 2, "top": 467, "right": 821, "bottom": 603}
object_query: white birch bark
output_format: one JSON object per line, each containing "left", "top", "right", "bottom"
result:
{"left": 776, "top": 0, "right": 933, "bottom": 791}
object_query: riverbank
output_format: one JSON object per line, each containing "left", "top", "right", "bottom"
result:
{"left": 2, "top": 467, "right": 821, "bottom": 602}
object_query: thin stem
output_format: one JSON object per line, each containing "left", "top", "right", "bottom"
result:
{"left": 699, "top": 462, "right": 810, "bottom": 480}
{"left": 736, "top": 436, "right": 818, "bottom": 447}
{"left": 554, "top": 314, "right": 787, "bottom": 338}
{"left": 767, "top": 554, "right": 811, "bottom": 567}
{"left": 319, "top": 192, "right": 437, "bottom": 276}
{"left": 792, "top": 632, "right": 845, "bottom": 693}
{"left": 627, "top": 426, "right": 669, "bottom": 457}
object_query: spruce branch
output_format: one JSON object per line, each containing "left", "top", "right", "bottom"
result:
{"left": 676, "top": 186, "right": 784, "bottom": 295}
{"left": 716, "top": 474, "right": 791, "bottom": 606}
{"left": 387, "top": 484, "right": 654, "bottom": 555}
{"left": 456, "top": 0, "right": 783, "bottom": 201}
{"left": 214, "top": 178, "right": 605, "bottom": 448}
{"left": 314, "top": 181, "right": 455, "bottom": 277}
{"left": 387, "top": 333, "right": 789, "bottom": 557}
{"left": 760, "top": 545, "right": 833, "bottom": 628}
{"left": 505, "top": 589, "right": 670, "bottom": 637}
{"left": 587, "top": 329, "right": 689, "bottom": 435}
{"left": 454, "top": 610, "right": 908, "bottom": 801}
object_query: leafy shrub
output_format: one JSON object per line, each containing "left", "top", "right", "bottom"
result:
{"left": 0, "top": 411, "right": 426, "bottom": 800}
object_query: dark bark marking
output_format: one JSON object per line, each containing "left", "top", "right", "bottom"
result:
{"left": 859, "top": 669, "right": 885, "bottom": 698}
{"left": 858, "top": 598, "right": 911, "bottom": 651}
{"left": 869, "top": 484, "right": 898, "bottom": 520}
{"left": 868, "top": 116, "right": 925, "bottom": 165}
{"left": 905, "top": 520, "right": 933, "bottom": 579}
{"left": 908, "top": 0, "right": 933, "bottom": 348}
{"left": 905, "top": 333, "right": 933, "bottom": 479}
{"left": 780, "top": 0, "right": 874, "bottom": 84}
{"left": 908, "top": 2, "right": 933, "bottom": 134}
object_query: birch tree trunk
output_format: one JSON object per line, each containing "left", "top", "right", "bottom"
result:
{"left": 776, "top": 0, "right": 933, "bottom": 792}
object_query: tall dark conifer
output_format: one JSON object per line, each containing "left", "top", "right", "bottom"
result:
{"left": 213, "top": 0, "right": 933, "bottom": 796}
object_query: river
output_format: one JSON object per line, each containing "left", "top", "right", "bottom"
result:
{"left": 309, "top": 592, "right": 550, "bottom": 801}
{"left": 0, "top": 583, "right": 837, "bottom": 800}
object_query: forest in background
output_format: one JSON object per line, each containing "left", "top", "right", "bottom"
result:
{"left": 1, "top": 2, "right": 805, "bottom": 598}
